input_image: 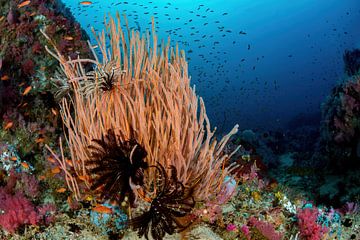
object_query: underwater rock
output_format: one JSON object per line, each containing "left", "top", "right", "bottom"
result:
{"left": 187, "top": 225, "right": 223, "bottom": 240}
{"left": 0, "top": 142, "right": 31, "bottom": 173}
{"left": 123, "top": 224, "right": 223, "bottom": 240}
{"left": 318, "top": 72, "right": 360, "bottom": 175}
{"left": 344, "top": 49, "right": 360, "bottom": 76}
{"left": 32, "top": 212, "right": 107, "bottom": 240}
{"left": 278, "top": 152, "right": 295, "bottom": 168}
{"left": 0, "top": 0, "right": 91, "bottom": 115}
{"left": 239, "top": 129, "right": 257, "bottom": 144}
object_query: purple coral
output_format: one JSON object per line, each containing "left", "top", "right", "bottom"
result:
{"left": 6, "top": 169, "right": 39, "bottom": 198}
{"left": 18, "top": 171, "right": 39, "bottom": 198}
{"left": 339, "top": 202, "right": 359, "bottom": 215}
{"left": 248, "top": 217, "right": 284, "bottom": 240}
{"left": 37, "top": 203, "right": 57, "bottom": 225}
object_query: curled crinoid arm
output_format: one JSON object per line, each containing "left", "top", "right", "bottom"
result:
{"left": 51, "top": 68, "right": 71, "bottom": 101}
{"left": 87, "top": 129, "right": 148, "bottom": 205}
{"left": 130, "top": 164, "right": 196, "bottom": 240}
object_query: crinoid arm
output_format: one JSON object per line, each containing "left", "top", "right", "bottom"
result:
{"left": 130, "top": 164, "right": 196, "bottom": 240}
{"left": 87, "top": 129, "right": 148, "bottom": 205}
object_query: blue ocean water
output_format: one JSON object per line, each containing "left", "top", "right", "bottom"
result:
{"left": 62, "top": 0, "right": 360, "bottom": 132}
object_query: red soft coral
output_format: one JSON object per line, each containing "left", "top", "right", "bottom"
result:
{"left": 297, "top": 208, "right": 328, "bottom": 240}
{"left": 0, "top": 170, "right": 53, "bottom": 233}
{"left": 0, "top": 189, "right": 39, "bottom": 233}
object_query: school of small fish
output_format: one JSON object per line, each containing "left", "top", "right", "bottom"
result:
{"left": 62, "top": 0, "right": 356, "bottom": 130}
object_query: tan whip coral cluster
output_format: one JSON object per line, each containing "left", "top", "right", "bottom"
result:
{"left": 43, "top": 13, "right": 239, "bottom": 204}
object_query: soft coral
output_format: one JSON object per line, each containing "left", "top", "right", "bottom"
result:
{"left": 297, "top": 207, "right": 328, "bottom": 240}
{"left": 0, "top": 189, "right": 39, "bottom": 233}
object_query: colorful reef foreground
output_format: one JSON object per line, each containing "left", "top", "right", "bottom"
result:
{"left": 0, "top": 1, "right": 360, "bottom": 240}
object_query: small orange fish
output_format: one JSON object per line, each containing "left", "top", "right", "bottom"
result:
{"left": 29, "top": 12, "right": 36, "bottom": 16}
{"left": 1, "top": 75, "right": 9, "bottom": 81}
{"left": 51, "top": 108, "right": 57, "bottom": 116}
{"left": 47, "top": 156, "right": 56, "bottom": 163}
{"left": 38, "top": 175, "right": 46, "bottom": 181}
{"left": 64, "top": 36, "right": 73, "bottom": 41}
{"left": 10, "top": 156, "right": 17, "bottom": 161}
{"left": 92, "top": 205, "right": 112, "bottom": 214}
{"left": 0, "top": 16, "right": 4, "bottom": 22}
{"left": 78, "top": 175, "right": 89, "bottom": 182}
{"left": 65, "top": 158, "right": 73, "bottom": 167}
{"left": 51, "top": 166, "right": 61, "bottom": 174}
{"left": 21, "top": 162, "right": 29, "bottom": 169}
{"left": 17, "top": 0, "right": 31, "bottom": 8}
{"left": 22, "top": 86, "right": 32, "bottom": 96}
{"left": 80, "top": 1, "right": 92, "bottom": 5}
{"left": 4, "top": 121, "right": 13, "bottom": 130}
{"left": 18, "top": 82, "right": 25, "bottom": 87}
{"left": 137, "top": 189, "right": 152, "bottom": 203}
{"left": 67, "top": 195, "right": 72, "bottom": 206}
{"left": 21, "top": 102, "right": 28, "bottom": 107}
{"left": 56, "top": 187, "right": 67, "bottom": 193}
{"left": 35, "top": 137, "right": 44, "bottom": 143}
{"left": 94, "top": 185, "right": 104, "bottom": 192}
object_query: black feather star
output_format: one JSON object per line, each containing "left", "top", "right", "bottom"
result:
{"left": 129, "top": 164, "right": 196, "bottom": 240}
{"left": 87, "top": 129, "right": 148, "bottom": 206}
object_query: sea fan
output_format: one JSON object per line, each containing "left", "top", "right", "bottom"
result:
{"left": 130, "top": 164, "right": 196, "bottom": 240}
{"left": 87, "top": 129, "right": 148, "bottom": 205}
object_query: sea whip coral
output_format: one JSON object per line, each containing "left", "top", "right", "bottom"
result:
{"left": 43, "top": 13, "right": 239, "bottom": 205}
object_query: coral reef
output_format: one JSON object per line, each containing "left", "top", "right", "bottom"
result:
{"left": 0, "top": 0, "right": 90, "bottom": 116}
{"left": 0, "top": 169, "right": 56, "bottom": 234}
{"left": 40, "top": 11, "right": 242, "bottom": 239}
{"left": 0, "top": 1, "right": 359, "bottom": 239}
{"left": 319, "top": 50, "right": 360, "bottom": 172}
{"left": 0, "top": 189, "right": 38, "bottom": 233}
{"left": 297, "top": 207, "right": 328, "bottom": 240}
{"left": 344, "top": 49, "right": 360, "bottom": 76}
{"left": 316, "top": 73, "right": 360, "bottom": 205}
{"left": 44, "top": 12, "right": 239, "bottom": 206}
